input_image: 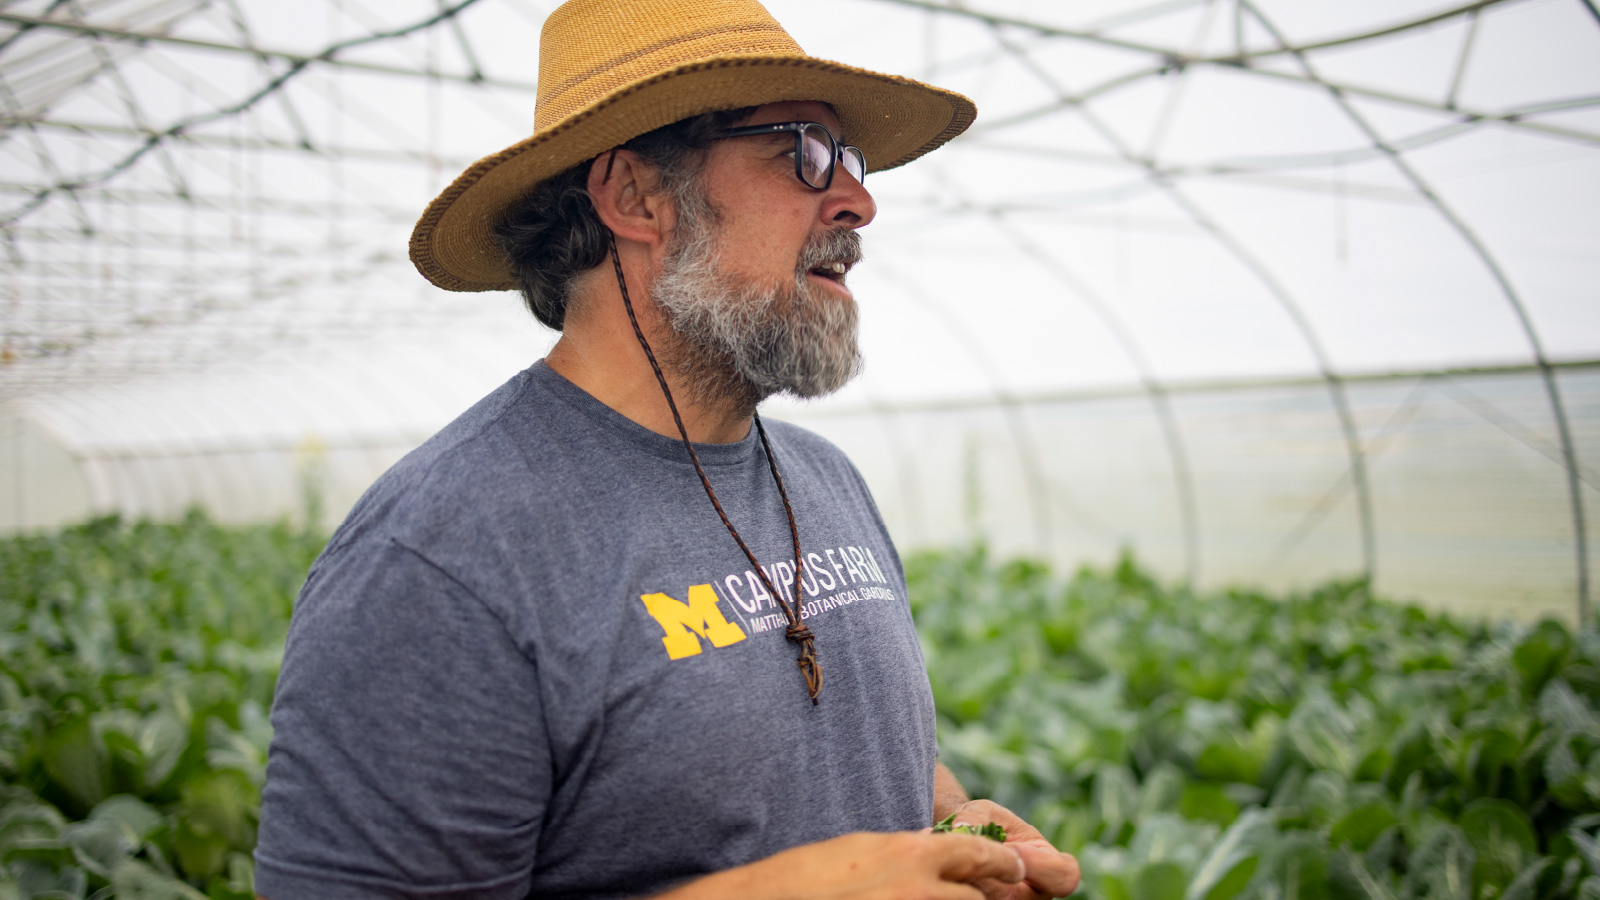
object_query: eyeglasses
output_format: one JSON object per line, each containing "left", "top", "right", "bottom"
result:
{"left": 715, "top": 121, "right": 867, "bottom": 191}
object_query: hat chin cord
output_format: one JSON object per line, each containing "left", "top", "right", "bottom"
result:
{"left": 606, "top": 230, "right": 822, "bottom": 705}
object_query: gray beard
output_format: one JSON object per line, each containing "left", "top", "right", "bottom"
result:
{"left": 650, "top": 195, "right": 863, "bottom": 417}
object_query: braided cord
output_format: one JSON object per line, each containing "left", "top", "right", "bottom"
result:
{"left": 608, "top": 233, "right": 821, "bottom": 704}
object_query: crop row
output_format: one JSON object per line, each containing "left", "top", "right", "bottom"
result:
{"left": 5, "top": 514, "right": 1600, "bottom": 899}
{"left": 914, "top": 547, "right": 1600, "bottom": 900}
{"left": 0, "top": 512, "right": 320, "bottom": 899}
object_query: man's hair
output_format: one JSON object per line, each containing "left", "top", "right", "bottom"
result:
{"left": 492, "top": 107, "right": 756, "bottom": 330}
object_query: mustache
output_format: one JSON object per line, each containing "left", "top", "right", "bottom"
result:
{"left": 797, "top": 228, "right": 863, "bottom": 273}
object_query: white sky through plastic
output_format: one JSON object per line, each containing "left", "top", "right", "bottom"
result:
{"left": 2, "top": 0, "right": 1597, "bottom": 619}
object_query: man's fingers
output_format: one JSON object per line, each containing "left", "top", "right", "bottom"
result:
{"left": 930, "top": 884, "right": 987, "bottom": 900}
{"left": 934, "top": 834, "right": 1026, "bottom": 885}
{"left": 1016, "top": 843, "right": 1081, "bottom": 897}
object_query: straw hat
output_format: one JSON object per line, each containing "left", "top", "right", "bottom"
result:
{"left": 409, "top": 0, "right": 977, "bottom": 292}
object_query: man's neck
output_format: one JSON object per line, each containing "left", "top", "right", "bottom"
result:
{"left": 545, "top": 307, "right": 756, "bottom": 446}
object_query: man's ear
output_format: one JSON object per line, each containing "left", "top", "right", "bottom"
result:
{"left": 586, "top": 150, "right": 673, "bottom": 249}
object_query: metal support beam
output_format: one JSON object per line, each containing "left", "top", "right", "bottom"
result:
{"left": 0, "top": 114, "right": 477, "bottom": 168}
{"left": 1238, "top": 0, "right": 1591, "bottom": 616}
{"left": 0, "top": 6, "right": 532, "bottom": 91}
{"left": 872, "top": 0, "right": 1519, "bottom": 65}
{"left": 987, "top": 21, "right": 1381, "bottom": 584}
{"left": 0, "top": 0, "right": 495, "bottom": 226}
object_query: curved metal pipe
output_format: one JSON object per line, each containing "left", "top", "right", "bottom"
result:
{"left": 983, "top": 212, "right": 1203, "bottom": 584}
{"left": 983, "top": 26, "right": 1379, "bottom": 582}
{"left": 871, "top": 258, "right": 1062, "bottom": 556}
{"left": 1241, "top": 0, "right": 1590, "bottom": 616}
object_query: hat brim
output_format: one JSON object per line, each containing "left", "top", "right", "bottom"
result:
{"left": 409, "top": 54, "right": 976, "bottom": 292}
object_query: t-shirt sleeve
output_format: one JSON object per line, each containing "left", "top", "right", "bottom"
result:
{"left": 255, "top": 537, "right": 550, "bottom": 900}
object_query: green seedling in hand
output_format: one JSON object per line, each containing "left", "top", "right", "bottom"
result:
{"left": 933, "top": 813, "right": 1006, "bottom": 842}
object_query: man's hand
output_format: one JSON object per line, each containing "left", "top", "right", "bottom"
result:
{"left": 934, "top": 763, "right": 1079, "bottom": 899}
{"left": 942, "top": 799, "right": 1081, "bottom": 900}
{"left": 655, "top": 830, "right": 1028, "bottom": 900}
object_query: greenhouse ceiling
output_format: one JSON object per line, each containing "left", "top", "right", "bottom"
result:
{"left": 1, "top": 0, "right": 1597, "bottom": 620}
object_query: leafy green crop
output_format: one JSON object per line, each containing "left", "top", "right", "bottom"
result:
{"left": 911, "top": 544, "right": 1600, "bottom": 900}
{"left": 933, "top": 812, "right": 1007, "bottom": 842}
{"left": 0, "top": 511, "right": 321, "bottom": 899}
{"left": 6, "top": 513, "right": 1599, "bottom": 900}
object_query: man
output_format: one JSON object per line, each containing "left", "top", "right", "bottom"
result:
{"left": 255, "top": 1, "right": 1080, "bottom": 898}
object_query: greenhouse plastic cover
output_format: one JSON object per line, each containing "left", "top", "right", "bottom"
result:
{"left": 1, "top": 0, "right": 1597, "bottom": 622}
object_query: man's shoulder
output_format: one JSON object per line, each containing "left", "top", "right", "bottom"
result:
{"left": 760, "top": 415, "right": 864, "bottom": 480}
{"left": 321, "top": 367, "right": 565, "bottom": 557}
{"left": 383, "top": 370, "right": 537, "bottom": 484}
{"left": 760, "top": 414, "right": 848, "bottom": 460}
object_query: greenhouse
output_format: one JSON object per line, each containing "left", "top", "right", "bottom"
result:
{"left": 1, "top": 0, "right": 1598, "bottom": 897}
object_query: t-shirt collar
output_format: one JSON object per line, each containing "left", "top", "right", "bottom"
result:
{"left": 528, "top": 359, "right": 762, "bottom": 467}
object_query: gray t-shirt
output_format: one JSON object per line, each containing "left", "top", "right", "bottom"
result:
{"left": 255, "top": 361, "right": 937, "bottom": 900}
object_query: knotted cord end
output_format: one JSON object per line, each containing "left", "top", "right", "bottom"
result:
{"left": 787, "top": 622, "right": 822, "bottom": 704}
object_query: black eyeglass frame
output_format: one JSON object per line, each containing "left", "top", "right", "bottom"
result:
{"left": 714, "top": 121, "right": 867, "bottom": 191}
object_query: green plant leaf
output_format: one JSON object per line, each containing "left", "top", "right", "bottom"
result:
{"left": 204, "top": 702, "right": 271, "bottom": 787}
{"left": 0, "top": 798, "right": 67, "bottom": 855}
{"left": 1300, "top": 771, "right": 1352, "bottom": 829}
{"left": 1185, "top": 809, "right": 1271, "bottom": 900}
{"left": 7, "top": 855, "right": 88, "bottom": 898}
{"left": 178, "top": 770, "right": 257, "bottom": 850}
{"left": 1100, "top": 871, "right": 1134, "bottom": 900}
{"left": 1177, "top": 783, "right": 1238, "bottom": 827}
{"left": 41, "top": 717, "right": 110, "bottom": 813}
{"left": 206, "top": 881, "right": 256, "bottom": 900}
{"left": 1331, "top": 847, "right": 1399, "bottom": 900}
{"left": 1272, "top": 838, "right": 1330, "bottom": 900}
{"left": 1095, "top": 764, "right": 1140, "bottom": 844}
{"left": 172, "top": 770, "right": 258, "bottom": 880}
{"left": 1036, "top": 802, "right": 1098, "bottom": 853}
{"left": 1287, "top": 693, "right": 1359, "bottom": 777}
{"left": 1469, "top": 729, "right": 1522, "bottom": 797}
{"left": 1202, "top": 857, "right": 1257, "bottom": 900}
{"left": 1364, "top": 826, "right": 1403, "bottom": 880}
{"left": 1330, "top": 803, "right": 1398, "bottom": 852}
{"left": 1134, "top": 861, "right": 1189, "bottom": 900}
{"left": 1125, "top": 813, "right": 1212, "bottom": 879}
{"left": 1541, "top": 679, "right": 1600, "bottom": 738}
{"left": 1353, "top": 746, "right": 1390, "bottom": 783}
{"left": 1138, "top": 765, "right": 1186, "bottom": 820}
{"left": 1549, "top": 735, "right": 1591, "bottom": 809}
{"left": 1459, "top": 798, "right": 1536, "bottom": 895}
{"left": 110, "top": 858, "right": 208, "bottom": 900}
{"left": 89, "top": 795, "right": 162, "bottom": 846}
{"left": 1515, "top": 620, "right": 1572, "bottom": 697}
{"left": 1498, "top": 857, "right": 1552, "bottom": 900}
{"left": 222, "top": 851, "right": 254, "bottom": 895}
{"left": 173, "top": 820, "right": 230, "bottom": 883}
{"left": 1195, "top": 740, "right": 1259, "bottom": 785}
{"left": 1384, "top": 720, "right": 1435, "bottom": 796}
{"left": 1402, "top": 824, "right": 1475, "bottom": 900}
{"left": 65, "top": 817, "right": 136, "bottom": 878}
{"left": 1570, "top": 826, "right": 1600, "bottom": 877}
{"left": 138, "top": 711, "right": 191, "bottom": 790}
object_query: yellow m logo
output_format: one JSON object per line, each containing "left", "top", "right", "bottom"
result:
{"left": 639, "top": 584, "right": 748, "bottom": 660}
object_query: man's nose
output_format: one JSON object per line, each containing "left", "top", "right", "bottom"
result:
{"left": 821, "top": 170, "right": 877, "bottom": 229}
